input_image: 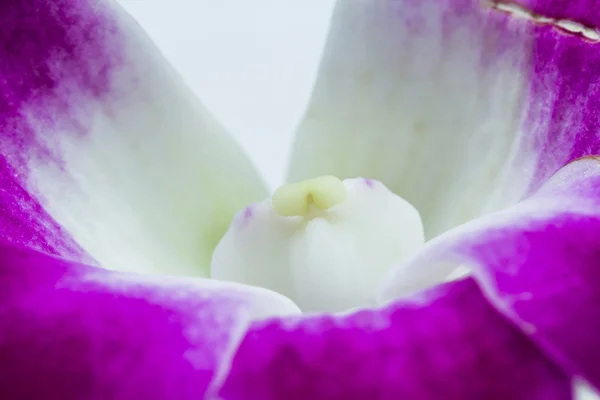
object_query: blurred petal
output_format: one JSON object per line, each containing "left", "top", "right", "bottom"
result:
{"left": 219, "top": 278, "right": 571, "bottom": 400}
{"left": 0, "top": 0, "right": 266, "bottom": 276}
{"left": 211, "top": 178, "right": 424, "bottom": 312}
{"left": 382, "top": 157, "right": 600, "bottom": 393}
{"left": 288, "top": 0, "right": 600, "bottom": 238}
{"left": 0, "top": 244, "right": 299, "bottom": 399}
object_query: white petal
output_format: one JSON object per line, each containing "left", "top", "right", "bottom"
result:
{"left": 287, "top": 0, "right": 529, "bottom": 238}
{"left": 211, "top": 178, "right": 424, "bottom": 312}
{"left": 576, "top": 381, "right": 600, "bottom": 400}
{"left": 0, "top": 0, "right": 266, "bottom": 276}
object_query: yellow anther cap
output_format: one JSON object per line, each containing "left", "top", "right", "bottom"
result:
{"left": 272, "top": 175, "right": 347, "bottom": 217}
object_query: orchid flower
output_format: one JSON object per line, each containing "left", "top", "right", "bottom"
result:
{"left": 2, "top": 0, "right": 600, "bottom": 399}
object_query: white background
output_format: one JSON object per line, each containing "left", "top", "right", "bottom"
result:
{"left": 117, "top": 0, "right": 336, "bottom": 188}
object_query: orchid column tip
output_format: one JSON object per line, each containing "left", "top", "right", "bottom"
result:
{"left": 272, "top": 175, "right": 347, "bottom": 217}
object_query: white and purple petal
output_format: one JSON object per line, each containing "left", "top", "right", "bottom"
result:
{"left": 0, "top": 0, "right": 267, "bottom": 276}
{"left": 0, "top": 244, "right": 299, "bottom": 399}
{"left": 288, "top": 0, "right": 530, "bottom": 238}
{"left": 382, "top": 157, "right": 600, "bottom": 394}
{"left": 0, "top": 157, "right": 89, "bottom": 262}
{"left": 287, "top": 0, "right": 600, "bottom": 239}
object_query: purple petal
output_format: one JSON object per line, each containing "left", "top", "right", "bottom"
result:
{"left": 509, "top": 0, "right": 600, "bottom": 28}
{"left": 0, "top": 244, "right": 299, "bottom": 399}
{"left": 0, "top": 0, "right": 266, "bottom": 276}
{"left": 219, "top": 278, "right": 571, "bottom": 400}
{"left": 383, "top": 157, "right": 600, "bottom": 393}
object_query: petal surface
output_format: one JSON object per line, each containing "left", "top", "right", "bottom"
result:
{"left": 219, "top": 278, "right": 571, "bottom": 400}
{"left": 0, "top": 157, "right": 89, "bottom": 261}
{"left": 0, "top": 244, "right": 299, "bottom": 399}
{"left": 515, "top": 22, "right": 600, "bottom": 195}
{"left": 382, "top": 157, "right": 600, "bottom": 394}
{"left": 0, "top": 0, "right": 266, "bottom": 276}
{"left": 288, "top": 0, "right": 600, "bottom": 237}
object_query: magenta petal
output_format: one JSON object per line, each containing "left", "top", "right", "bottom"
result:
{"left": 470, "top": 163, "right": 600, "bottom": 391}
{"left": 0, "top": 244, "right": 299, "bottom": 399}
{"left": 383, "top": 157, "right": 600, "bottom": 393}
{"left": 518, "top": 25, "right": 600, "bottom": 195}
{"left": 510, "top": 0, "right": 600, "bottom": 28}
{"left": 474, "top": 209, "right": 600, "bottom": 391}
{"left": 220, "top": 279, "right": 571, "bottom": 400}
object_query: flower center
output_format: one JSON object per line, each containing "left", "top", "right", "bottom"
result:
{"left": 210, "top": 176, "right": 425, "bottom": 313}
{"left": 272, "top": 175, "right": 347, "bottom": 217}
